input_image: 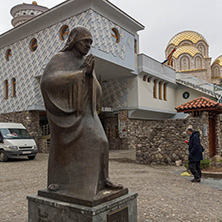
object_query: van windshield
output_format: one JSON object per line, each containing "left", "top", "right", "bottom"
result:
{"left": 0, "top": 128, "right": 31, "bottom": 139}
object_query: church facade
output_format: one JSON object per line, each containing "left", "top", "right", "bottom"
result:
{"left": 165, "top": 30, "right": 222, "bottom": 85}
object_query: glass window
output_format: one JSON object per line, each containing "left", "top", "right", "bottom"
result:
{"left": 159, "top": 81, "right": 162, "bottom": 100}
{"left": 30, "top": 38, "right": 38, "bottom": 52}
{"left": 111, "top": 28, "right": 120, "bottom": 43}
{"left": 0, "top": 128, "right": 31, "bottom": 139}
{"left": 12, "top": 78, "right": 16, "bottom": 97}
{"left": 6, "top": 49, "right": 12, "bottom": 61}
{"left": 143, "top": 75, "right": 147, "bottom": 81}
{"left": 4, "top": 80, "right": 8, "bottom": 99}
{"left": 60, "top": 25, "right": 69, "bottom": 41}
{"left": 163, "top": 83, "right": 167, "bottom": 101}
{"left": 153, "top": 80, "right": 157, "bottom": 99}
{"left": 134, "top": 39, "right": 137, "bottom": 53}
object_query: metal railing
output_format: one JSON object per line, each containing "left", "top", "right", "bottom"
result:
{"left": 176, "top": 73, "right": 222, "bottom": 103}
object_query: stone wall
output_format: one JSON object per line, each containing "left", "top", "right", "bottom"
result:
{"left": 216, "top": 114, "right": 222, "bottom": 156}
{"left": 101, "top": 116, "right": 128, "bottom": 150}
{"left": 0, "top": 111, "right": 48, "bottom": 153}
{"left": 102, "top": 111, "right": 221, "bottom": 165}
{"left": 135, "top": 112, "right": 210, "bottom": 165}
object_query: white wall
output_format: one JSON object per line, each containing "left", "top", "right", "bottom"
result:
{"left": 137, "top": 76, "right": 177, "bottom": 113}
{"left": 176, "top": 85, "right": 216, "bottom": 107}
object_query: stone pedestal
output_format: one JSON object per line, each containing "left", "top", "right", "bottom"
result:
{"left": 27, "top": 192, "right": 137, "bottom": 222}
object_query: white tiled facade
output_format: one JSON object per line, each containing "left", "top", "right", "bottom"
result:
{"left": 0, "top": 9, "right": 135, "bottom": 114}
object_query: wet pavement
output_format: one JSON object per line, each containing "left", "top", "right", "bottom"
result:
{"left": 174, "top": 170, "right": 222, "bottom": 191}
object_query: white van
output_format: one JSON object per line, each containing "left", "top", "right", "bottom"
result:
{"left": 0, "top": 123, "right": 38, "bottom": 162}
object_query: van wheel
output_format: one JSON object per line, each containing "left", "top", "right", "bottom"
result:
{"left": 0, "top": 150, "right": 8, "bottom": 162}
{"left": 28, "top": 155, "right": 36, "bottom": 160}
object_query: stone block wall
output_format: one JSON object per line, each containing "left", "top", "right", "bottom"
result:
{"left": 101, "top": 116, "right": 128, "bottom": 150}
{"left": 216, "top": 114, "right": 222, "bottom": 156}
{"left": 135, "top": 112, "right": 210, "bottom": 165}
{"left": 0, "top": 111, "right": 48, "bottom": 153}
{"left": 102, "top": 111, "right": 217, "bottom": 164}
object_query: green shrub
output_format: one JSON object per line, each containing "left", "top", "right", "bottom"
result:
{"left": 184, "top": 159, "right": 210, "bottom": 170}
{"left": 200, "top": 159, "right": 210, "bottom": 169}
{"left": 184, "top": 161, "right": 188, "bottom": 170}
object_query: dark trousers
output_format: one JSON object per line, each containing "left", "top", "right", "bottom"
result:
{"left": 189, "top": 161, "right": 202, "bottom": 179}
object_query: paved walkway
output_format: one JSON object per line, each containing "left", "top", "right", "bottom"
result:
{"left": 1, "top": 150, "right": 222, "bottom": 221}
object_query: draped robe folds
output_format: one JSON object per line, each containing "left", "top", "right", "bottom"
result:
{"left": 40, "top": 51, "right": 109, "bottom": 200}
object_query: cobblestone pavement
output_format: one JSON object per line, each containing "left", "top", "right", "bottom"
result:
{"left": 1, "top": 150, "right": 222, "bottom": 222}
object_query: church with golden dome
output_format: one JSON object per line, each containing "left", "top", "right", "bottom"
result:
{"left": 165, "top": 30, "right": 222, "bottom": 85}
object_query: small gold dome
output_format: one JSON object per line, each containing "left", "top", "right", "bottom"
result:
{"left": 32, "top": 1, "right": 38, "bottom": 5}
{"left": 212, "top": 55, "right": 222, "bottom": 67}
{"left": 173, "top": 45, "right": 202, "bottom": 59}
{"left": 167, "top": 31, "right": 209, "bottom": 47}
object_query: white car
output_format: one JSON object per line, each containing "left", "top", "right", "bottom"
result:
{"left": 0, "top": 123, "right": 38, "bottom": 162}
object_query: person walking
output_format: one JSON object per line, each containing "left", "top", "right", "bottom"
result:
{"left": 186, "top": 125, "right": 204, "bottom": 183}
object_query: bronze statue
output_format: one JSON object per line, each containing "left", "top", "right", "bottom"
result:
{"left": 40, "top": 27, "right": 122, "bottom": 201}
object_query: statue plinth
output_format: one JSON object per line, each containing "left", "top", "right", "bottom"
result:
{"left": 38, "top": 187, "right": 128, "bottom": 207}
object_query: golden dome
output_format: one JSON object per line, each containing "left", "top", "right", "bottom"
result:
{"left": 167, "top": 31, "right": 209, "bottom": 47}
{"left": 173, "top": 45, "right": 202, "bottom": 59}
{"left": 32, "top": 1, "right": 38, "bottom": 5}
{"left": 212, "top": 55, "right": 222, "bottom": 67}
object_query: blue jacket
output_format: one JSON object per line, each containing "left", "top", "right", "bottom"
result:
{"left": 189, "top": 131, "right": 203, "bottom": 162}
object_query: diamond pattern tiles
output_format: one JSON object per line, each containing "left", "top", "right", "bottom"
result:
{"left": 0, "top": 10, "right": 131, "bottom": 113}
{"left": 101, "top": 78, "right": 135, "bottom": 109}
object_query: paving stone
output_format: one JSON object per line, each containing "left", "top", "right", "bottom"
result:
{"left": 1, "top": 150, "right": 222, "bottom": 222}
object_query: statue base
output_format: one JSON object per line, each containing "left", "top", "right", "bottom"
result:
{"left": 27, "top": 192, "right": 138, "bottom": 222}
{"left": 38, "top": 187, "right": 129, "bottom": 207}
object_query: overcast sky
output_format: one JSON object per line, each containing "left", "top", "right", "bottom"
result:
{"left": 0, "top": 0, "right": 221, "bottom": 62}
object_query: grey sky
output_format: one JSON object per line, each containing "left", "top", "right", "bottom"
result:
{"left": 0, "top": 0, "right": 221, "bottom": 63}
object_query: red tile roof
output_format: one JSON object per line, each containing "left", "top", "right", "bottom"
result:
{"left": 176, "top": 97, "right": 222, "bottom": 112}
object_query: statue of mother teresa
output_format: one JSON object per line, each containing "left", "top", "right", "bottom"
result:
{"left": 40, "top": 26, "right": 122, "bottom": 201}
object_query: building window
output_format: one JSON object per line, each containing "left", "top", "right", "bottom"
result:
{"left": 30, "top": 38, "right": 38, "bottom": 52}
{"left": 111, "top": 28, "right": 120, "bottom": 43}
{"left": 153, "top": 80, "right": 157, "bottom": 99}
{"left": 114, "top": 126, "right": 118, "bottom": 138}
{"left": 12, "top": 78, "right": 16, "bottom": 97}
{"left": 163, "top": 83, "right": 167, "bottom": 101}
{"left": 159, "top": 81, "right": 162, "bottom": 100}
{"left": 143, "top": 75, "right": 147, "bottom": 81}
{"left": 4, "top": 80, "right": 8, "bottom": 99}
{"left": 6, "top": 49, "right": 12, "bottom": 61}
{"left": 106, "top": 126, "right": 111, "bottom": 138}
{"left": 182, "top": 91, "right": 190, "bottom": 99}
{"left": 192, "top": 111, "right": 201, "bottom": 117}
{"left": 134, "top": 39, "right": 137, "bottom": 53}
{"left": 147, "top": 77, "right": 151, "bottom": 83}
{"left": 60, "top": 25, "right": 69, "bottom": 41}
{"left": 213, "top": 66, "right": 220, "bottom": 78}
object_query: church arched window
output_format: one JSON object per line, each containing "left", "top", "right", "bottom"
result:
{"left": 213, "top": 66, "right": 220, "bottom": 78}
{"left": 180, "top": 55, "right": 190, "bottom": 70}
{"left": 195, "top": 56, "right": 202, "bottom": 69}
{"left": 197, "top": 43, "right": 206, "bottom": 57}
